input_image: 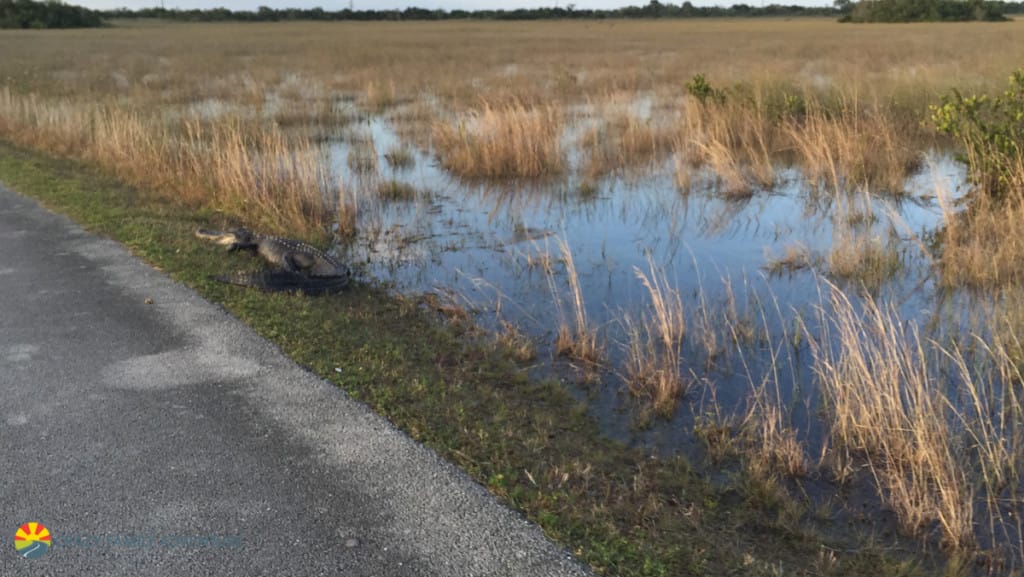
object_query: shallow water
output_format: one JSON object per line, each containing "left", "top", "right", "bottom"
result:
{"left": 324, "top": 114, "right": 968, "bottom": 450}
{"left": 315, "top": 113, "right": 1024, "bottom": 561}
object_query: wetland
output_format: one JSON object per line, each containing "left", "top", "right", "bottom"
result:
{"left": 4, "top": 17, "right": 1024, "bottom": 573}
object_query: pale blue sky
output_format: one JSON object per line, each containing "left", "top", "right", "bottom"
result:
{"left": 76, "top": 1, "right": 832, "bottom": 11}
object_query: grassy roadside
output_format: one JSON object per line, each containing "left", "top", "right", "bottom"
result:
{"left": 0, "top": 140, "right": 924, "bottom": 576}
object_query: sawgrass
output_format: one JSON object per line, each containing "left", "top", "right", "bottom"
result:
{"left": 432, "top": 100, "right": 565, "bottom": 179}
{"left": 2, "top": 19, "right": 1023, "bottom": 232}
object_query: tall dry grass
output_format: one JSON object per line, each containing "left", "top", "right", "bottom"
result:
{"left": 674, "top": 97, "right": 777, "bottom": 197}
{"left": 681, "top": 273, "right": 1024, "bottom": 554}
{"left": 0, "top": 87, "right": 338, "bottom": 236}
{"left": 938, "top": 188, "right": 1024, "bottom": 289}
{"left": 787, "top": 96, "right": 923, "bottom": 196}
{"left": 547, "top": 238, "right": 603, "bottom": 365}
{"left": 674, "top": 86, "right": 925, "bottom": 199}
{"left": 579, "top": 94, "right": 676, "bottom": 179}
{"left": 2, "top": 19, "right": 1019, "bottom": 198}
{"left": 827, "top": 228, "right": 902, "bottom": 292}
{"left": 2, "top": 19, "right": 1023, "bottom": 235}
{"left": 622, "top": 261, "right": 688, "bottom": 415}
{"left": 731, "top": 289, "right": 810, "bottom": 481}
{"left": 432, "top": 100, "right": 564, "bottom": 179}
{"left": 811, "top": 284, "right": 1024, "bottom": 552}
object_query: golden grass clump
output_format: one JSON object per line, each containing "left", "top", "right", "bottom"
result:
{"left": 548, "top": 238, "right": 603, "bottom": 366}
{"left": 812, "top": 288, "right": 972, "bottom": 549}
{"left": 787, "top": 97, "right": 922, "bottom": 196}
{"left": 938, "top": 189, "right": 1024, "bottom": 289}
{"left": 375, "top": 179, "right": 419, "bottom": 202}
{"left": 364, "top": 79, "right": 398, "bottom": 113}
{"left": 827, "top": 228, "right": 902, "bottom": 292}
{"left": 674, "top": 97, "right": 777, "bottom": 198}
{"left": 346, "top": 130, "right": 379, "bottom": 174}
{"left": 742, "top": 391, "right": 809, "bottom": 480}
{"left": 496, "top": 320, "right": 537, "bottom": 363}
{"left": 432, "top": 100, "right": 565, "bottom": 179}
{"left": 0, "top": 88, "right": 336, "bottom": 237}
{"left": 763, "top": 242, "right": 812, "bottom": 275}
{"left": 622, "top": 262, "right": 688, "bottom": 416}
{"left": 579, "top": 100, "right": 675, "bottom": 179}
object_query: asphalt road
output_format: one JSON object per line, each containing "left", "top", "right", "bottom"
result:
{"left": 0, "top": 183, "right": 592, "bottom": 577}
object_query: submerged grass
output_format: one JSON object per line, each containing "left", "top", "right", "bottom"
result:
{"left": 811, "top": 284, "right": 1024, "bottom": 554}
{"left": 623, "top": 261, "right": 688, "bottom": 416}
{"left": 547, "top": 238, "right": 603, "bottom": 368}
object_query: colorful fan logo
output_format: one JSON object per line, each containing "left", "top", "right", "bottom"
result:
{"left": 14, "top": 522, "right": 51, "bottom": 559}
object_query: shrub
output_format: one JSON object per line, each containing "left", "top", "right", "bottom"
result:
{"left": 931, "top": 69, "right": 1024, "bottom": 201}
{"left": 840, "top": 0, "right": 1006, "bottom": 22}
{"left": 0, "top": 0, "right": 103, "bottom": 29}
{"left": 685, "top": 73, "right": 725, "bottom": 105}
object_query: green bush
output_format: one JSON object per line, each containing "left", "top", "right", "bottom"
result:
{"left": 0, "top": 0, "right": 103, "bottom": 29}
{"left": 685, "top": 73, "right": 725, "bottom": 105}
{"left": 931, "top": 69, "right": 1024, "bottom": 201}
{"left": 841, "top": 0, "right": 1006, "bottom": 22}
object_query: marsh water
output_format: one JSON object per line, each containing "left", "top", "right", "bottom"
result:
{"left": 324, "top": 114, "right": 968, "bottom": 453}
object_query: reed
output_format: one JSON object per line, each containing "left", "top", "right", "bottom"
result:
{"left": 346, "top": 129, "right": 379, "bottom": 174}
{"left": 763, "top": 242, "right": 812, "bottom": 275}
{"left": 674, "top": 97, "right": 777, "bottom": 198}
{"left": 376, "top": 179, "right": 419, "bottom": 202}
{"left": 806, "top": 286, "right": 974, "bottom": 549}
{"left": 496, "top": 319, "right": 537, "bottom": 363}
{"left": 787, "top": 95, "right": 922, "bottom": 196}
{"left": 549, "top": 238, "right": 603, "bottom": 365}
{"left": 579, "top": 101, "right": 675, "bottom": 179}
{"left": 622, "top": 261, "right": 688, "bottom": 415}
{"left": 734, "top": 291, "right": 810, "bottom": 481}
{"left": 937, "top": 188, "right": 1024, "bottom": 289}
{"left": 432, "top": 100, "right": 565, "bottom": 179}
{"left": 180, "top": 116, "right": 335, "bottom": 234}
{"left": 383, "top": 144, "right": 415, "bottom": 170}
{"left": 0, "top": 88, "right": 335, "bottom": 236}
{"left": 827, "top": 226, "right": 902, "bottom": 292}
{"left": 364, "top": 78, "right": 398, "bottom": 113}
{"left": 742, "top": 391, "right": 809, "bottom": 480}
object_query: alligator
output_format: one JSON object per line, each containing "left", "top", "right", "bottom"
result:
{"left": 195, "top": 227, "right": 350, "bottom": 295}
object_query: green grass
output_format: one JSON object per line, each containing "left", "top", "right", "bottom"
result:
{"left": 0, "top": 140, "right": 930, "bottom": 576}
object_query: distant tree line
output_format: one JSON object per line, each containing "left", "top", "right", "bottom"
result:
{"left": 98, "top": 0, "right": 1024, "bottom": 22}
{"left": 3, "top": 0, "right": 1022, "bottom": 29}
{"left": 100, "top": 2, "right": 843, "bottom": 22}
{"left": 0, "top": 0, "right": 102, "bottom": 28}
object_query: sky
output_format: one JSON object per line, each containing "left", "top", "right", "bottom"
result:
{"left": 73, "top": 0, "right": 832, "bottom": 11}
